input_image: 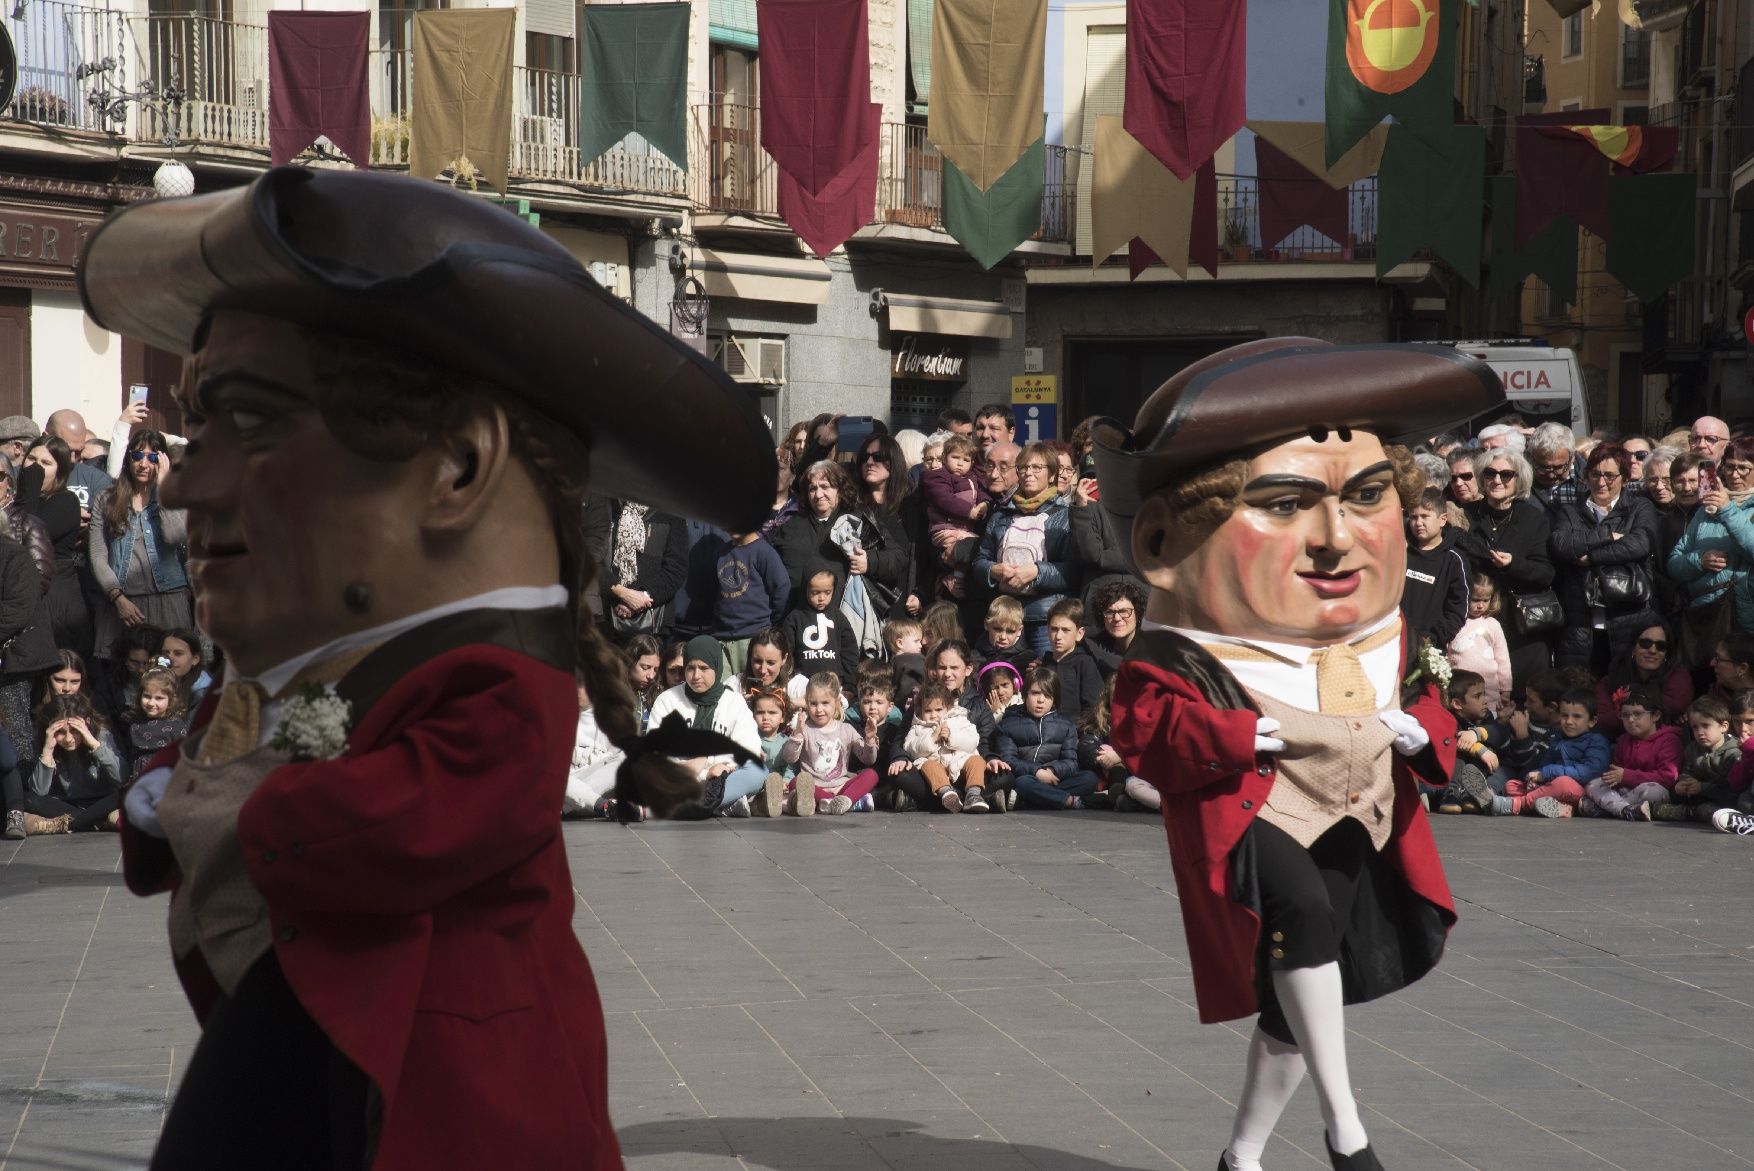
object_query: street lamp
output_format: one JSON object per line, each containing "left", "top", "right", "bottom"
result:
{"left": 77, "top": 56, "right": 194, "bottom": 198}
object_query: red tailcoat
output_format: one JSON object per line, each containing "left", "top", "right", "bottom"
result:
{"left": 1110, "top": 627, "right": 1458, "bottom": 1025}
{"left": 123, "top": 639, "right": 622, "bottom": 1170}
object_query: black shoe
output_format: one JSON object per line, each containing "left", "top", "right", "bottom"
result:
{"left": 1325, "top": 1133, "right": 1384, "bottom": 1171}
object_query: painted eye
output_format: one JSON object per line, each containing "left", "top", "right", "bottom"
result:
{"left": 1351, "top": 486, "right": 1387, "bottom": 506}
{"left": 229, "top": 409, "right": 268, "bottom": 433}
{"left": 1265, "top": 498, "right": 1300, "bottom": 517}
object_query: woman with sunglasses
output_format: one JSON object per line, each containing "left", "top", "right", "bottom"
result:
{"left": 1457, "top": 447, "right": 1556, "bottom": 698}
{"left": 1550, "top": 444, "right": 1662, "bottom": 674}
{"left": 1670, "top": 436, "right": 1754, "bottom": 673}
{"left": 88, "top": 429, "right": 192, "bottom": 666}
{"left": 1594, "top": 623, "right": 1693, "bottom": 737}
{"left": 851, "top": 432, "right": 919, "bottom": 623}
{"left": 19, "top": 434, "right": 93, "bottom": 656}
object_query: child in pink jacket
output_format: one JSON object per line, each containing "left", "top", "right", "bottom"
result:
{"left": 1447, "top": 579, "right": 1512, "bottom": 715}
{"left": 1585, "top": 683, "right": 1682, "bottom": 821}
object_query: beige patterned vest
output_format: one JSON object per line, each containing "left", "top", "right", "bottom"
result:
{"left": 1252, "top": 692, "right": 1398, "bottom": 850}
{"left": 156, "top": 729, "right": 291, "bottom": 997}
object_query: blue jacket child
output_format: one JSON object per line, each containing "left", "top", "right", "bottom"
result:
{"left": 996, "top": 702, "right": 1099, "bottom": 811}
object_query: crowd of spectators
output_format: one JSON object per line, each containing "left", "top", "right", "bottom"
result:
{"left": 568, "top": 405, "right": 1754, "bottom": 836}
{"left": 9, "top": 393, "right": 1754, "bottom": 839}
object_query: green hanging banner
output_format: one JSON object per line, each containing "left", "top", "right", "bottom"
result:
{"left": 1606, "top": 173, "right": 1697, "bottom": 304}
{"left": 1487, "top": 174, "right": 1576, "bottom": 306}
{"left": 580, "top": 2, "right": 691, "bottom": 169}
{"left": 1325, "top": 0, "right": 1458, "bottom": 167}
{"left": 942, "top": 134, "right": 1045, "bottom": 270}
{"left": 1377, "top": 121, "right": 1484, "bottom": 287}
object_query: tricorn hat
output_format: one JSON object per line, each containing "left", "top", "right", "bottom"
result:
{"left": 76, "top": 167, "right": 777, "bottom": 532}
{"left": 1092, "top": 338, "right": 1504, "bottom": 522}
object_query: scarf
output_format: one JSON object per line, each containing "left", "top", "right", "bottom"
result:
{"left": 683, "top": 634, "right": 726, "bottom": 731}
{"left": 611, "top": 503, "right": 650, "bottom": 587}
{"left": 1008, "top": 485, "right": 1059, "bottom": 515}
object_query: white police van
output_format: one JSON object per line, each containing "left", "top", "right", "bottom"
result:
{"left": 1414, "top": 340, "right": 1590, "bottom": 439}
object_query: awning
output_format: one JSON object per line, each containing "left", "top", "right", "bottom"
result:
{"left": 696, "top": 247, "right": 832, "bottom": 304}
{"left": 710, "top": 0, "right": 758, "bottom": 49}
{"left": 875, "top": 290, "right": 1013, "bottom": 339}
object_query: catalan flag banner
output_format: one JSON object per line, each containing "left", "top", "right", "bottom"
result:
{"left": 1323, "top": 0, "right": 1457, "bottom": 167}
{"left": 1552, "top": 123, "right": 1679, "bottom": 173}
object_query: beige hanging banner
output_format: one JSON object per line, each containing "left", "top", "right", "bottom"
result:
{"left": 411, "top": 8, "right": 515, "bottom": 195}
{"left": 1248, "top": 120, "right": 1389, "bottom": 190}
{"left": 1092, "top": 116, "right": 1198, "bottom": 276}
{"left": 927, "top": 0, "right": 1047, "bottom": 192}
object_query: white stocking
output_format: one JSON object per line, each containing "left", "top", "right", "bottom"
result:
{"left": 1270, "top": 962, "right": 1368, "bottom": 1155}
{"left": 1225, "top": 1026, "right": 1305, "bottom": 1171}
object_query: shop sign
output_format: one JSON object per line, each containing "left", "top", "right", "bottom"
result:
{"left": 891, "top": 333, "right": 967, "bottom": 381}
{"left": 0, "top": 203, "right": 92, "bottom": 272}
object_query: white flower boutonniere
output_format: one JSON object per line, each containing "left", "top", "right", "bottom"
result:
{"left": 1401, "top": 637, "right": 1453, "bottom": 702}
{"left": 269, "top": 683, "right": 354, "bottom": 762}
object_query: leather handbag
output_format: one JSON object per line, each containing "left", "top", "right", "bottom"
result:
{"left": 1510, "top": 589, "right": 1563, "bottom": 636}
{"left": 1585, "top": 563, "right": 1651, "bottom": 610}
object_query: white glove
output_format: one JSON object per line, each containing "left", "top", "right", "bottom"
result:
{"left": 1254, "top": 716, "right": 1285, "bottom": 754}
{"left": 123, "top": 766, "right": 173, "bottom": 839}
{"left": 1378, "top": 709, "right": 1430, "bottom": 757}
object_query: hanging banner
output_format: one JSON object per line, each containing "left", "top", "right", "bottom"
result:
{"left": 411, "top": 9, "right": 515, "bottom": 195}
{"left": 579, "top": 3, "right": 691, "bottom": 169}
{"left": 928, "top": 0, "right": 1047, "bottom": 191}
{"left": 1123, "top": 0, "right": 1245, "bottom": 180}
{"left": 1377, "top": 122, "right": 1484, "bottom": 287}
{"left": 268, "top": 12, "right": 370, "bottom": 167}
{"left": 942, "top": 133, "right": 1045, "bottom": 270}
{"left": 1324, "top": 0, "right": 1457, "bottom": 167}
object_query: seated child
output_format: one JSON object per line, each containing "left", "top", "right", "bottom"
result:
{"left": 922, "top": 433, "right": 992, "bottom": 589}
{"left": 902, "top": 681, "right": 989, "bottom": 813}
{"left": 1583, "top": 683, "right": 1681, "bottom": 821}
{"left": 976, "top": 595, "right": 1036, "bottom": 677}
{"left": 1499, "top": 669, "right": 1565, "bottom": 787}
{"left": 748, "top": 686, "right": 795, "bottom": 818}
{"left": 1045, "top": 598, "right": 1102, "bottom": 720}
{"left": 781, "top": 567, "right": 859, "bottom": 690}
{"left": 1493, "top": 687, "right": 1610, "bottom": 818}
{"left": 563, "top": 677, "right": 627, "bottom": 819}
{"left": 1435, "top": 670, "right": 1503, "bottom": 814}
{"left": 842, "top": 678, "right": 901, "bottom": 812}
{"left": 27, "top": 694, "right": 123, "bottom": 833}
{"left": 996, "top": 668, "right": 1099, "bottom": 810}
{"left": 1712, "top": 690, "right": 1754, "bottom": 834}
{"left": 979, "top": 661, "right": 1023, "bottom": 721}
{"left": 882, "top": 617, "right": 927, "bottom": 712}
{"left": 126, "top": 667, "right": 189, "bottom": 783}
{"left": 1080, "top": 675, "right": 1157, "bottom": 813}
{"left": 1655, "top": 695, "right": 1740, "bottom": 823}
{"left": 1447, "top": 578, "right": 1512, "bottom": 715}
{"left": 779, "top": 672, "right": 879, "bottom": 816}
{"left": 622, "top": 634, "right": 663, "bottom": 733}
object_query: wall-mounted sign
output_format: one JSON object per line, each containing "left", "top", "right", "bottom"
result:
{"left": 1011, "top": 374, "right": 1057, "bottom": 441}
{"left": 891, "top": 333, "right": 967, "bottom": 382}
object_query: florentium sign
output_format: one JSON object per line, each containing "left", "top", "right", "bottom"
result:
{"left": 890, "top": 333, "right": 967, "bottom": 382}
{"left": 0, "top": 203, "right": 92, "bottom": 270}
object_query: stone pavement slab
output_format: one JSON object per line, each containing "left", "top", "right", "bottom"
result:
{"left": 5, "top": 811, "right": 1754, "bottom": 1169}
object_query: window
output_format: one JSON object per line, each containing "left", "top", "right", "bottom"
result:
{"left": 1619, "top": 103, "right": 1649, "bottom": 125}
{"left": 1560, "top": 98, "right": 1583, "bottom": 112}
{"left": 525, "top": 32, "right": 574, "bottom": 75}
{"left": 1563, "top": 12, "right": 1583, "bottom": 60}
{"left": 1621, "top": 25, "right": 1650, "bottom": 88}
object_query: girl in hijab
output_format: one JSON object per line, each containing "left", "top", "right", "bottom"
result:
{"left": 645, "top": 635, "right": 768, "bottom": 817}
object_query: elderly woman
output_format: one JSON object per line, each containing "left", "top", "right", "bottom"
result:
{"left": 1445, "top": 448, "right": 1482, "bottom": 507}
{"left": 1683, "top": 437, "right": 1754, "bottom": 658}
{"left": 1594, "top": 620, "right": 1693, "bottom": 737}
{"left": 88, "top": 429, "right": 191, "bottom": 664}
{"left": 973, "top": 440, "right": 1079, "bottom": 656}
{"left": 1549, "top": 444, "right": 1662, "bottom": 671}
{"left": 1456, "top": 447, "right": 1556, "bottom": 695}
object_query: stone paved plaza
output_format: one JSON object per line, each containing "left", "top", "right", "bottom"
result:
{"left": 5, "top": 810, "right": 1754, "bottom": 1170}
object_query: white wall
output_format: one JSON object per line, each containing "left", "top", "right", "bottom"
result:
{"left": 30, "top": 290, "right": 123, "bottom": 431}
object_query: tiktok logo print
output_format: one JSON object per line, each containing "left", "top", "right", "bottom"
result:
{"left": 802, "top": 613, "right": 831, "bottom": 652}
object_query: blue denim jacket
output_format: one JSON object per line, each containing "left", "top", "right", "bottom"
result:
{"left": 107, "top": 500, "right": 188, "bottom": 593}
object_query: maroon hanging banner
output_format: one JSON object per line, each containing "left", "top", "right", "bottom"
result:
{"left": 1515, "top": 122, "right": 1612, "bottom": 247}
{"left": 1124, "top": 0, "right": 1245, "bottom": 180}
{"left": 1256, "top": 133, "right": 1350, "bottom": 249}
{"left": 777, "top": 104, "right": 881, "bottom": 257}
{"left": 268, "top": 11, "right": 370, "bottom": 168}
{"left": 757, "top": 0, "right": 873, "bottom": 196}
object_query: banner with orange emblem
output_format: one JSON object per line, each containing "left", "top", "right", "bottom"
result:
{"left": 1323, "top": 0, "right": 1455, "bottom": 167}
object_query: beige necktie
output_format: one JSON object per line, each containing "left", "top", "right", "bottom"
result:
{"left": 198, "top": 643, "right": 381, "bottom": 766}
{"left": 1316, "top": 643, "right": 1378, "bottom": 715}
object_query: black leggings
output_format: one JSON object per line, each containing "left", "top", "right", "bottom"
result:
{"left": 21, "top": 790, "right": 121, "bottom": 831}
{"left": 1250, "top": 817, "right": 1373, "bottom": 1044}
{"left": 153, "top": 954, "right": 373, "bottom": 1171}
{"left": 885, "top": 765, "right": 1012, "bottom": 809}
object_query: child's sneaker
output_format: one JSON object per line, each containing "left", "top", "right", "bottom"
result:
{"left": 3, "top": 809, "right": 24, "bottom": 840}
{"left": 889, "top": 789, "right": 917, "bottom": 813}
{"left": 1711, "top": 808, "right": 1754, "bottom": 836}
{"left": 825, "top": 795, "right": 853, "bottom": 815}
{"left": 1531, "top": 795, "right": 1568, "bottom": 818}
{"left": 1436, "top": 801, "right": 1463, "bottom": 815}
{"left": 851, "top": 794, "right": 875, "bottom": 812}
{"left": 757, "top": 772, "right": 785, "bottom": 818}
{"left": 1622, "top": 801, "right": 1651, "bottom": 822}
{"left": 961, "top": 788, "right": 990, "bottom": 813}
{"left": 1454, "top": 769, "right": 1496, "bottom": 812}
{"left": 1652, "top": 802, "right": 1691, "bottom": 822}
{"left": 938, "top": 786, "right": 962, "bottom": 813}
{"left": 788, "top": 789, "right": 815, "bottom": 817}
{"left": 725, "top": 796, "right": 751, "bottom": 818}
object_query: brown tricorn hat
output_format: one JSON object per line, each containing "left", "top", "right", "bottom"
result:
{"left": 76, "top": 167, "right": 777, "bottom": 532}
{"left": 1091, "top": 338, "right": 1504, "bottom": 522}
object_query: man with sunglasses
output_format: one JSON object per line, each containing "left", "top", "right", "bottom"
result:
{"left": 1691, "top": 416, "right": 1732, "bottom": 465}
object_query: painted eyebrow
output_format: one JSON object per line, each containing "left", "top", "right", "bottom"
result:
{"left": 1241, "top": 461, "right": 1393, "bottom": 496}
{"left": 189, "top": 371, "right": 308, "bottom": 413}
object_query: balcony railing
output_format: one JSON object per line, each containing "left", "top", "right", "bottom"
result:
{"left": 1215, "top": 175, "right": 1379, "bottom": 262}
{"left": 130, "top": 14, "right": 269, "bottom": 148}
{"left": 4, "top": 0, "right": 127, "bottom": 133}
